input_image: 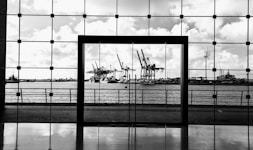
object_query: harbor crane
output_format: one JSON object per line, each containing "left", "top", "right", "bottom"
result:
{"left": 117, "top": 54, "right": 135, "bottom": 81}
{"left": 137, "top": 49, "right": 164, "bottom": 80}
{"left": 86, "top": 61, "right": 114, "bottom": 82}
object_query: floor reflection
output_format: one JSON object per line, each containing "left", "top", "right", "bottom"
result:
{"left": 1, "top": 123, "right": 252, "bottom": 150}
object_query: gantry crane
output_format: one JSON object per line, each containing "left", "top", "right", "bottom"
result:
{"left": 117, "top": 54, "right": 135, "bottom": 81}
{"left": 137, "top": 49, "right": 164, "bottom": 80}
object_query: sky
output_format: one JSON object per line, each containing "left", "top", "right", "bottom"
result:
{"left": 5, "top": 0, "right": 253, "bottom": 79}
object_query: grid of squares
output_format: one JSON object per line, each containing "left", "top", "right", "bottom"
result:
{"left": 2, "top": 0, "right": 253, "bottom": 149}
{"left": 4, "top": 0, "right": 252, "bottom": 104}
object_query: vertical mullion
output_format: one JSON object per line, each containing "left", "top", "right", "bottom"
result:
{"left": 213, "top": 0, "right": 216, "bottom": 149}
{"left": 148, "top": 0, "right": 151, "bottom": 36}
{"left": 116, "top": 0, "right": 118, "bottom": 36}
{"left": 49, "top": 1, "right": 54, "bottom": 150}
{"left": 84, "top": 0, "right": 86, "bottom": 35}
{"left": 180, "top": 0, "right": 183, "bottom": 36}
{"left": 246, "top": 1, "right": 250, "bottom": 150}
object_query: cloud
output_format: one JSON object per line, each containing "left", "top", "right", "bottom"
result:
{"left": 6, "top": 0, "right": 251, "bottom": 79}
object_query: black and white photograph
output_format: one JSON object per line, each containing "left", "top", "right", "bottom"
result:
{"left": 0, "top": 0, "right": 253, "bottom": 150}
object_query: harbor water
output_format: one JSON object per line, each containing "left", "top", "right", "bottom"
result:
{"left": 5, "top": 82, "right": 253, "bottom": 106}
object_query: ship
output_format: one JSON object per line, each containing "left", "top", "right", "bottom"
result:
{"left": 5, "top": 74, "right": 19, "bottom": 83}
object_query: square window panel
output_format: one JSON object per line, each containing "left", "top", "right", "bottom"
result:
{"left": 118, "top": 0, "right": 149, "bottom": 16}
{"left": 7, "top": 0, "right": 19, "bottom": 14}
{"left": 52, "top": 69, "right": 76, "bottom": 81}
{"left": 19, "top": 69, "right": 51, "bottom": 81}
{"left": 52, "top": 80, "right": 77, "bottom": 103}
{"left": 21, "top": 0, "right": 52, "bottom": 15}
{"left": 216, "top": 17, "right": 247, "bottom": 43}
{"left": 7, "top": 16, "right": 19, "bottom": 41}
{"left": 150, "top": 17, "right": 180, "bottom": 35}
{"left": 86, "top": 17, "right": 116, "bottom": 35}
{"left": 5, "top": 68, "right": 19, "bottom": 103}
{"left": 53, "top": 0, "right": 84, "bottom": 15}
{"left": 250, "top": 45, "right": 253, "bottom": 69}
{"left": 150, "top": 0, "right": 181, "bottom": 16}
{"left": 215, "top": 71, "right": 248, "bottom": 107}
{"left": 249, "top": 19, "right": 253, "bottom": 43}
{"left": 20, "top": 42, "right": 51, "bottom": 67}
{"left": 188, "top": 44, "right": 214, "bottom": 70}
{"left": 188, "top": 71, "right": 214, "bottom": 106}
{"left": 216, "top": 44, "right": 247, "bottom": 70}
{"left": 6, "top": 42, "right": 18, "bottom": 68}
{"left": 20, "top": 16, "right": 51, "bottom": 41}
{"left": 216, "top": 0, "right": 247, "bottom": 16}
{"left": 183, "top": 0, "right": 214, "bottom": 16}
{"left": 53, "top": 16, "right": 83, "bottom": 41}
{"left": 118, "top": 17, "right": 148, "bottom": 35}
{"left": 53, "top": 43, "right": 77, "bottom": 68}
{"left": 86, "top": 0, "right": 116, "bottom": 15}
{"left": 19, "top": 82, "right": 51, "bottom": 103}
{"left": 183, "top": 17, "right": 214, "bottom": 42}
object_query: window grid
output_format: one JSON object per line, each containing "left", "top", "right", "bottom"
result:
{"left": 3, "top": 0, "right": 253, "bottom": 149}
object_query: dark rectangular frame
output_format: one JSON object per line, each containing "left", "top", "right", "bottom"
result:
{"left": 77, "top": 36, "right": 188, "bottom": 126}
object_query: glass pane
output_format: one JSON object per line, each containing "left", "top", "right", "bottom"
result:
{"left": 216, "top": 44, "right": 246, "bottom": 69}
{"left": 216, "top": 17, "right": 247, "bottom": 43}
{"left": 18, "top": 82, "right": 50, "bottom": 103}
{"left": 188, "top": 44, "right": 213, "bottom": 70}
{"left": 150, "top": 0, "right": 181, "bottom": 16}
{"left": 53, "top": 16, "right": 83, "bottom": 41}
{"left": 21, "top": 0, "right": 52, "bottom": 14}
{"left": 53, "top": 0, "right": 84, "bottom": 15}
{"left": 5, "top": 68, "right": 19, "bottom": 103}
{"left": 6, "top": 42, "right": 19, "bottom": 67}
{"left": 118, "top": 0, "right": 148, "bottom": 16}
{"left": 250, "top": 45, "right": 253, "bottom": 71}
{"left": 53, "top": 43, "right": 77, "bottom": 68}
{"left": 20, "top": 16, "right": 51, "bottom": 41}
{"left": 20, "top": 42, "right": 51, "bottom": 67}
{"left": 86, "top": 0, "right": 116, "bottom": 15}
{"left": 7, "top": 16, "right": 19, "bottom": 41}
{"left": 183, "top": 0, "right": 214, "bottom": 16}
{"left": 216, "top": 0, "right": 247, "bottom": 16}
{"left": 19, "top": 69, "right": 50, "bottom": 80}
{"left": 86, "top": 17, "right": 116, "bottom": 35}
{"left": 189, "top": 70, "right": 214, "bottom": 106}
{"left": 7, "top": 0, "right": 19, "bottom": 14}
{"left": 118, "top": 17, "right": 148, "bottom": 35}
{"left": 183, "top": 17, "right": 213, "bottom": 42}
{"left": 150, "top": 17, "right": 180, "bottom": 35}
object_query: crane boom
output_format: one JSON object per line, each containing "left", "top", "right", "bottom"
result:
{"left": 95, "top": 61, "right": 99, "bottom": 69}
{"left": 116, "top": 54, "right": 123, "bottom": 69}
{"left": 136, "top": 50, "right": 143, "bottom": 68}
{"left": 141, "top": 49, "right": 148, "bottom": 67}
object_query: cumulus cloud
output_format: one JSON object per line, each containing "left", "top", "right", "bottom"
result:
{"left": 6, "top": 0, "right": 250, "bottom": 79}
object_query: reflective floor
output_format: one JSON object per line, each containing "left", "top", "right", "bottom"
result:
{"left": 1, "top": 123, "right": 253, "bottom": 150}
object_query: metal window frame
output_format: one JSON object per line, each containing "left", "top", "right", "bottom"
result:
{"left": 77, "top": 35, "right": 188, "bottom": 126}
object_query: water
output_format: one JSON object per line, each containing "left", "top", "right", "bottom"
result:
{"left": 5, "top": 82, "right": 253, "bottom": 105}
{"left": 1, "top": 123, "right": 253, "bottom": 150}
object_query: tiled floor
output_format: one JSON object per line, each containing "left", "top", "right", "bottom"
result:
{"left": 1, "top": 123, "right": 253, "bottom": 150}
